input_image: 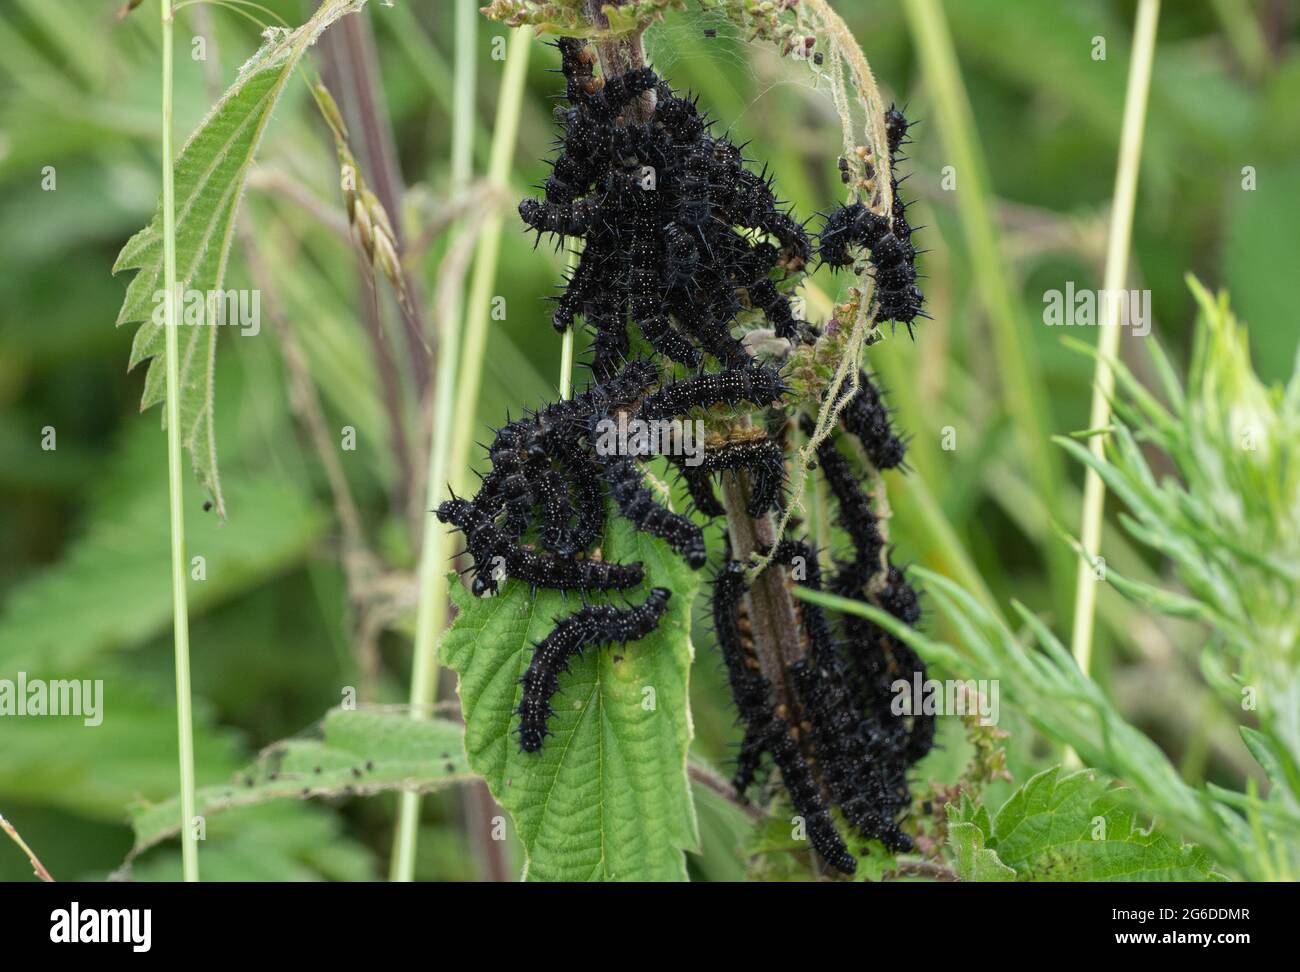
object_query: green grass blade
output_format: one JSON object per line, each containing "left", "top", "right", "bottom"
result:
{"left": 1070, "top": 0, "right": 1162, "bottom": 686}
{"left": 901, "top": 0, "right": 1072, "bottom": 612}
{"left": 159, "top": 0, "right": 199, "bottom": 884}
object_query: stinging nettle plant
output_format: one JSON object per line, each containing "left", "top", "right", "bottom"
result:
{"left": 438, "top": 0, "right": 941, "bottom": 880}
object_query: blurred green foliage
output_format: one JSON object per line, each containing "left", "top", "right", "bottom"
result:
{"left": 0, "top": 0, "right": 1296, "bottom": 880}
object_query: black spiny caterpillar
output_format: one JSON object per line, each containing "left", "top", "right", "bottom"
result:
{"left": 673, "top": 435, "right": 786, "bottom": 518}
{"left": 706, "top": 535, "right": 926, "bottom": 872}
{"left": 639, "top": 366, "right": 789, "bottom": 420}
{"left": 839, "top": 370, "right": 907, "bottom": 471}
{"left": 436, "top": 497, "right": 645, "bottom": 595}
{"left": 817, "top": 104, "right": 925, "bottom": 330}
{"left": 517, "top": 588, "right": 672, "bottom": 752}
{"left": 711, "top": 560, "right": 858, "bottom": 874}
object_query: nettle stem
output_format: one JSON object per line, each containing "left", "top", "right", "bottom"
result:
{"left": 584, "top": 1, "right": 656, "bottom": 121}
{"left": 721, "top": 473, "right": 805, "bottom": 711}
{"left": 583, "top": 2, "right": 809, "bottom": 724}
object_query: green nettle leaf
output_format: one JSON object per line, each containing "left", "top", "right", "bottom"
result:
{"left": 949, "top": 823, "right": 1016, "bottom": 881}
{"left": 111, "top": 0, "right": 368, "bottom": 516}
{"left": 127, "top": 707, "right": 469, "bottom": 858}
{"left": 129, "top": 803, "right": 377, "bottom": 883}
{"left": 0, "top": 668, "right": 247, "bottom": 821}
{"left": 0, "top": 473, "right": 324, "bottom": 672}
{"left": 442, "top": 516, "right": 701, "bottom": 881}
{"left": 947, "top": 794, "right": 1013, "bottom": 881}
{"left": 949, "top": 767, "right": 1223, "bottom": 882}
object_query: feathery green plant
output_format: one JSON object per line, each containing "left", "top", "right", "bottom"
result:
{"left": 1061, "top": 277, "right": 1300, "bottom": 848}
{"left": 803, "top": 278, "right": 1300, "bottom": 880}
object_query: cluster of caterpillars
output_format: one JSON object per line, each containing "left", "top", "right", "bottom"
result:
{"left": 436, "top": 357, "right": 791, "bottom": 751}
{"left": 440, "top": 38, "right": 931, "bottom": 874}
{"left": 520, "top": 37, "right": 811, "bottom": 376}
{"left": 710, "top": 384, "right": 932, "bottom": 876}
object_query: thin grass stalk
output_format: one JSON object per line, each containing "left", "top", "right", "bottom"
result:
{"left": 0, "top": 811, "right": 54, "bottom": 882}
{"left": 390, "top": 0, "right": 480, "bottom": 883}
{"left": 1209, "top": 0, "right": 1270, "bottom": 82}
{"left": 558, "top": 328, "right": 576, "bottom": 400}
{"left": 1070, "top": 0, "right": 1161, "bottom": 679}
{"left": 900, "top": 0, "right": 1073, "bottom": 615}
{"left": 558, "top": 246, "right": 581, "bottom": 400}
{"left": 159, "top": 0, "right": 199, "bottom": 883}
{"left": 445, "top": 27, "right": 533, "bottom": 499}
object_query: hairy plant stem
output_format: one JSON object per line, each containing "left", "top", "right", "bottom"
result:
{"left": 584, "top": 0, "right": 655, "bottom": 121}
{"left": 805, "top": 0, "right": 893, "bottom": 215}
{"left": 721, "top": 473, "right": 804, "bottom": 719}
{"left": 1069, "top": 0, "right": 1161, "bottom": 692}
{"left": 160, "top": 0, "right": 199, "bottom": 883}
